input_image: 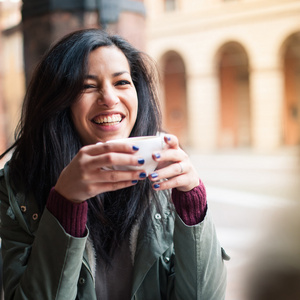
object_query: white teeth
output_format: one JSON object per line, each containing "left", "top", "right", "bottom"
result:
{"left": 93, "top": 114, "right": 122, "bottom": 124}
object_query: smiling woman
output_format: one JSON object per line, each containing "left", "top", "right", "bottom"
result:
{"left": 71, "top": 46, "right": 138, "bottom": 145}
{"left": 0, "top": 29, "right": 227, "bottom": 300}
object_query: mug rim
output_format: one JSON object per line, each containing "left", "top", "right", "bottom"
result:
{"left": 107, "top": 135, "right": 161, "bottom": 143}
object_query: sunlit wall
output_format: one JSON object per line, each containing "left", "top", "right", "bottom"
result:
{"left": 145, "top": 0, "right": 300, "bottom": 151}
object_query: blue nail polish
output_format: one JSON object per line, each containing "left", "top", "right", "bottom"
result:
{"left": 155, "top": 153, "right": 160, "bottom": 159}
{"left": 167, "top": 136, "right": 171, "bottom": 141}
{"left": 132, "top": 180, "right": 138, "bottom": 184}
{"left": 139, "top": 172, "right": 147, "bottom": 178}
{"left": 133, "top": 145, "right": 139, "bottom": 151}
{"left": 154, "top": 183, "right": 160, "bottom": 189}
{"left": 138, "top": 158, "right": 145, "bottom": 165}
{"left": 151, "top": 172, "right": 158, "bottom": 179}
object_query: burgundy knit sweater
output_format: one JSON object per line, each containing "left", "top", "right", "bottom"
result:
{"left": 46, "top": 180, "right": 207, "bottom": 237}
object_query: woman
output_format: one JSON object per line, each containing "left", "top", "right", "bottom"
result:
{"left": 0, "top": 29, "right": 227, "bottom": 299}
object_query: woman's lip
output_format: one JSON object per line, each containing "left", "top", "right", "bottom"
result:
{"left": 92, "top": 113, "right": 124, "bottom": 124}
{"left": 91, "top": 118, "right": 123, "bottom": 132}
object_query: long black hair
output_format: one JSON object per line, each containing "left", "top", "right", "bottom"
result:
{"left": 1, "top": 29, "right": 165, "bottom": 264}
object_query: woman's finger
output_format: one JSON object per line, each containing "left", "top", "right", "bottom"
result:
{"left": 153, "top": 148, "right": 187, "bottom": 165}
{"left": 163, "top": 134, "right": 179, "bottom": 149}
{"left": 151, "top": 167, "right": 199, "bottom": 192}
{"left": 151, "top": 175, "right": 187, "bottom": 191}
{"left": 85, "top": 152, "right": 146, "bottom": 171}
{"left": 149, "top": 161, "right": 188, "bottom": 182}
{"left": 81, "top": 141, "right": 139, "bottom": 157}
{"left": 83, "top": 169, "right": 148, "bottom": 183}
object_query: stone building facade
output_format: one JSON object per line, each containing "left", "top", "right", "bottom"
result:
{"left": 1, "top": 0, "right": 299, "bottom": 155}
{"left": 145, "top": 0, "right": 300, "bottom": 152}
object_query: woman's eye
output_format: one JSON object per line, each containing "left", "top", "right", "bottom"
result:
{"left": 116, "top": 80, "right": 131, "bottom": 86}
{"left": 83, "top": 84, "right": 96, "bottom": 90}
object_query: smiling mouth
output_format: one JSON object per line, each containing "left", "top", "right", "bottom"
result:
{"left": 92, "top": 113, "right": 123, "bottom": 126}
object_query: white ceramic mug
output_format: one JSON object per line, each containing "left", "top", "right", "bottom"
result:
{"left": 104, "top": 135, "right": 165, "bottom": 174}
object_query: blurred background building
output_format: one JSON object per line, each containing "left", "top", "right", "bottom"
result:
{"left": 145, "top": 0, "right": 300, "bottom": 152}
{"left": 1, "top": 0, "right": 300, "bottom": 155}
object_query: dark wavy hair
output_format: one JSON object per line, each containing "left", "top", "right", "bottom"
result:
{"left": 1, "top": 29, "right": 165, "bottom": 265}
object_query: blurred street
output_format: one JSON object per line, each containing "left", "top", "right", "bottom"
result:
{"left": 189, "top": 148, "right": 300, "bottom": 300}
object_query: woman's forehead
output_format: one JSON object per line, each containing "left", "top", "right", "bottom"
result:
{"left": 87, "top": 46, "right": 131, "bottom": 75}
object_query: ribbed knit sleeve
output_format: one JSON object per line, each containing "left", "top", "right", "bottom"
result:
{"left": 171, "top": 180, "right": 207, "bottom": 226}
{"left": 46, "top": 188, "right": 88, "bottom": 237}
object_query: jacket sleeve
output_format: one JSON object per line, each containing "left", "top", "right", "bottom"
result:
{"left": 172, "top": 209, "right": 227, "bottom": 300}
{"left": 0, "top": 171, "right": 88, "bottom": 300}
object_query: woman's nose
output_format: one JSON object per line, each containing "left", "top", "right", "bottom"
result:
{"left": 98, "top": 84, "right": 119, "bottom": 107}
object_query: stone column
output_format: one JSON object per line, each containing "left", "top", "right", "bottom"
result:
{"left": 250, "top": 67, "right": 284, "bottom": 151}
{"left": 187, "top": 72, "right": 220, "bottom": 150}
{"left": 22, "top": 0, "right": 99, "bottom": 84}
{"left": 22, "top": 0, "right": 146, "bottom": 84}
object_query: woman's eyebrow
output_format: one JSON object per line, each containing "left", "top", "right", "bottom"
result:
{"left": 112, "top": 71, "right": 130, "bottom": 77}
{"left": 84, "top": 74, "right": 97, "bottom": 80}
{"left": 84, "top": 71, "right": 130, "bottom": 80}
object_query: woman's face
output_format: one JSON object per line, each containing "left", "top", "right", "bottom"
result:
{"left": 71, "top": 46, "right": 138, "bottom": 145}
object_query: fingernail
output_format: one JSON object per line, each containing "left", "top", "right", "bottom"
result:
{"left": 139, "top": 172, "right": 147, "bottom": 178}
{"left": 132, "top": 180, "right": 138, "bottom": 184}
{"left": 166, "top": 136, "right": 171, "bottom": 141}
{"left": 154, "top": 183, "right": 160, "bottom": 189}
{"left": 138, "top": 158, "right": 145, "bottom": 165}
{"left": 133, "top": 145, "right": 139, "bottom": 151}
{"left": 154, "top": 153, "right": 160, "bottom": 159}
{"left": 151, "top": 172, "right": 158, "bottom": 179}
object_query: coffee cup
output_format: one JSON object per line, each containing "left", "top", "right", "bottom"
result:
{"left": 105, "top": 135, "right": 164, "bottom": 173}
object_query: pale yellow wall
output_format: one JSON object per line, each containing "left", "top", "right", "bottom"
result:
{"left": 145, "top": 0, "right": 300, "bottom": 151}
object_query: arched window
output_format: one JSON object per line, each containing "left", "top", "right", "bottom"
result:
{"left": 283, "top": 32, "right": 300, "bottom": 145}
{"left": 161, "top": 51, "right": 188, "bottom": 145}
{"left": 218, "top": 42, "right": 251, "bottom": 148}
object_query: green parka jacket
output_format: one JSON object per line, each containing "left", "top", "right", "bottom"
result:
{"left": 0, "top": 163, "right": 227, "bottom": 300}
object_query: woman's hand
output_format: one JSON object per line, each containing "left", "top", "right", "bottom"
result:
{"left": 54, "top": 142, "right": 146, "bottom": 203}
{"left": 149, "top": 135, "right": 199, "bottom": 192}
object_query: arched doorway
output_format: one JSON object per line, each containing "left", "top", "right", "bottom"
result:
{"left": 161, "top": 51, "right": 188, "bottom": 145}
{"left": 218, "top": 42, "right": 251, "bottom": 148}
{"left": 283, "top": 32, "right": 300, "bottom": 146}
